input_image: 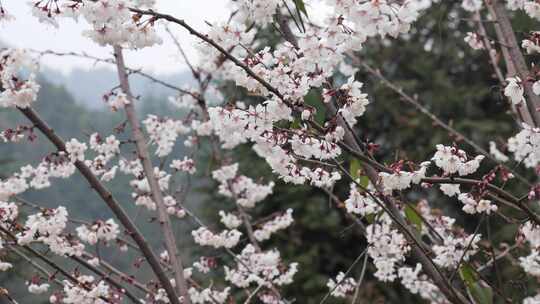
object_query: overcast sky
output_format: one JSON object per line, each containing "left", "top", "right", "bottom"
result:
{"left": 0, "top": 1, "right": 231, "bottom": 75}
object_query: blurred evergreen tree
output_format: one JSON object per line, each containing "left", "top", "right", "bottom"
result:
{"left": 197, "top": 2, "right": 537, "bottom": 303}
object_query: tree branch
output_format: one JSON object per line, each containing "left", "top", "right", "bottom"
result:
{"left": 16, "top": 106, "right": 179, "bottom": 304}
{"left": 112, "top": 45, "right": 190, "bottom": 304}
{"left": 485, "top": 0, "right": 540, "bottom": 127}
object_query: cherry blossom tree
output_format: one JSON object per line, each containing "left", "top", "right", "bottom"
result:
{"left": 0, "top": 0, "right": 539, "bottom": 303}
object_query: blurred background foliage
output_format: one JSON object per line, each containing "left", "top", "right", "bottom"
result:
{"left": 1, "top": 1, "right": 539, "bottom": 303}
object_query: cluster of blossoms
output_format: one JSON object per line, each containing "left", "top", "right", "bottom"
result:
{"left": 0, "top": 133, "right": 115, "bottom": 203}
{"left": 522, "top": 31, "right": 540, "bottom": 54}
{"left": 432, "top": 144, "right": 484, "bottom": 176}
{"left": 0, "top": 124, "right": 35, "bottom": 143}
{"left": 60, "top": 275, "right": 111, "bottom": 304}
{"left": 104, "top": 92, "right": 130, "bottom": 111}
{"left": 65, "top": 138, "right": 88, "bottom": 163}
{"left": 195, "top": 22, "right": 255, "bottom": 80}
{"left": 507, "top": 123, "right": 540, "bottom": 168}
{"left": 344, "top": 182, "right": 381, "bottom": 216}
{"left": 0, "top": 173, "right": 26, "bottom": 201}
{"left": 253, "top": 209, "right": 294, "bottom": 242}
{"left": 0, "top": 201, "right": 18, "bottom": 271}
{"left": 188, "top": 286, "right": 230, "bottom": 304}
{"left": 17, "top": 207, "right": 85, "bottom": 257}
{"left": 325, "top": 76, "right": 370, "bottom": 127}
{"left": 398, "top": 264, "right": 447, "bottom": 304}
{"left": 395, "top": 201, "right": 466, "bottom": 303}
{"left": 86, "top": 133, "right": 121, "bottom": 180}
{"left": 20, "top": 155, "right": 78, "bottom": 190}
{"left": 168, "top": 90, "right": 199, "bottom": 110}
{"left": 129, "top": 167, "right": 170, "bottom": 210}
{"left": 208, "top": 105, "right": 345, "bottom": 187}
{"left": 489, "top": 141, "right": 510, "bottom": 162}
{"left": 428, "top": 145, "right": 501, "bottom": 215}
{"left": 326, "top": 272, "right": 357, "bottom": 298}
{"left": 224, "top": 244, "right": 298, "bottom": 289}
{"left": 31, "top": 0, "right": 161, "bottom": 48}
{"left": 439, "top": 183, "right": 497, "bottom": 214}
{"left": 337, "top": 197, "right": 471, "bottom": 303}
{"left": 195, "top": 0, "right": 437, "bottom": 194}
{"left": 439, "top": 183, "right": 461, "bottom": 197}
{"left": 506, "top": 0, "right": 540, "bottom": 20}
{"left": 290, "top": 126, "right": 344, "bottom": 160}
{"left": 504, "top": 31, "right": 540, "bottom": 100}
{"left": 432, "top": 231, "right": 482, "bottom": 268}
{"left": 164, "top": 195, "right": 186, "bottom": 218}
{"left": 519, "top": 222, "right": 540, "bottom": 277}
{"left": 464, "top": 32, "right": 484, "bottom": 50}
{"left": 76, "top": 219, "right": 120, "bottom": 245}
{"left": 366, "top": 214, "right": 410, "bottom": 282}
{"left": 143, "top": 115, "right": 190, "bottom": 157}
{"left": 461, "top": 0, "right": 483, "bottom": 11}
{"left": 89, "top": 133, "right": 120, "bottom": 160}
{"left": 212, "top": 164, "right": 275, "bottom": 208}
{"left": 192, "top": 226, "right": 242, "bottom": 249}
{"left": 218, "top": 211, "right": 242, "bottom": 229}
{"left": 378, "top": 161, "right": 429, "bottom": 194}
{"left": 504, "top": 76, "right": 526, "bottom": 105}
{"left": 0, "top": 3, "right": 14, "bottom": 23}
{"left": 0, "top": 49, "right": 40, "bottom": 108}
{"left": 415, "top": 201, "right": 482, "bottom": 270}
{"left": 0, "top": 200, "right": 19, "bottom": 229}
{"left": 170, "top": 157, "right": 196, "bottom": 175}
{"left": 192, "top": 256, "right": 217, "bottom": 274}
{"left": 28, "top": 282, "right": 50, "bottom": 294}
{"left": 324, "top": 0, "right": 432, "bottom": 41}
{"left": 254, "top": 136, "right": 342, "bottom": 187}
{"left": 233, "top": 0, "right": 280, "bottom": 26}
{"left": 457, "top": 193, "right": 497, "bottom": 214}
{"left": 207, "top": 103, "right": 289, "bottom": 150}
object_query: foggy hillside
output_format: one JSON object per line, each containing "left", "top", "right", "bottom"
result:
{"left": 42, "top": 67, "right": 194, "bottom": 108}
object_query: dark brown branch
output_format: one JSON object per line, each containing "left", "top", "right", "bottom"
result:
{"left": 485, "top": 0, "right": 540, "bottom": 127}
{"left": 71, "top": 255, "right": 141, "bottom": 303}
{"left": 0, "top": 227, "right": 112, "bottom": 303}
{"left": 332, "top": 159, "right": 469, "bottom": 304}
{"left": 423, "top": 177, "right": 540, "bottom": 225}
{"left": 16, "top": 107, "right": 179, "bottom": 304}
{"left": 128, "top": 8, "right": 287, "bottom": 103}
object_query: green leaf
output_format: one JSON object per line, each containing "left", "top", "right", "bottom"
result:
{"left": 404, "top": 205, "right": 422, "bottom": 233}
{"left": 290, "top": 118, "right": 301, "bottom": 129}
{"left": 459, "top": 264, "right": 477, "bottom": 287}
{"left": 470, "top": 283, "right": 493, "bottom": 304}
{"left": 359, "top": 175, "right": 370, "bottom": 188}
{"left": 459, "top": 265, "right": 493, "bottom": 304}
{"left": 293, "top": 0, "right": 308, "bottom": 17}
{"left": 349, "top": 159, "right": 369, "bottom": 188}
{"left": 365, "top": 213, "right": 376, "bottom": 224}
{"left": 349, "top": 159, "right": 361, "bottom": 180}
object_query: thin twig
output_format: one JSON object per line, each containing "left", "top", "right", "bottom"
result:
{"left": 319, "top": 247, "right": 368, "bottom": 304}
